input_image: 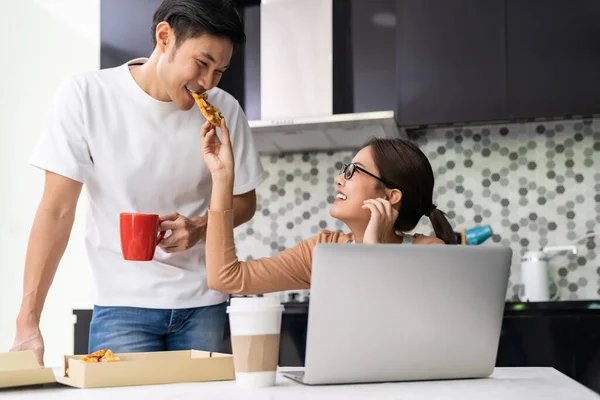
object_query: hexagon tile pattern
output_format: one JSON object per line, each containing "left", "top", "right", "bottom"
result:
{"left": 234, "top": 118, "right": 599, "bottom": 301}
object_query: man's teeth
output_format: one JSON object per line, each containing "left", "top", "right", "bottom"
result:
{"left": 336, "top": 193, "right": 347, "bottom": 200}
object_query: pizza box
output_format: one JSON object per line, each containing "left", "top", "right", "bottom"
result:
{"left": 0, "top": 351, "right": 56, "bottom": 389}
{"left": 57, "top": 349, "right": 234, "bottom": 388}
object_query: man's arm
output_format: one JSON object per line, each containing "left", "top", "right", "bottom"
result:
{"left": 158, "top": 189, "right": 257, "bottom": 253}
{"left": 11, "top": 171, "right": 82, "bottom": 366}
{"left": 231, "top": 189, "right": 256, "bottom": 227}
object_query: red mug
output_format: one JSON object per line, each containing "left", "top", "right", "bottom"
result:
{"left": 120, "top": 213, "right": 166, "bottom": 261}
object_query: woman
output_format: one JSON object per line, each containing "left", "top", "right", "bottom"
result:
{"left": 201, "top": 119, "right": 456, "bottom": 295}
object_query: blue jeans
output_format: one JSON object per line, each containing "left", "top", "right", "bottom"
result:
{"left": 88, "top": 302, "right": 227, "bottom": 353}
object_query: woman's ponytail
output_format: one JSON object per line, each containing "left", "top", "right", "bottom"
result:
{"left": 428, "top": 205, "right": 457, "bottom": 244}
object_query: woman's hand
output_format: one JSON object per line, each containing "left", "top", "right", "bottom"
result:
{"left": 200, "top": 119, "right": 234, "bottom": 177}
{"left": 362, "top": 198, "right": 399, "bottom": 244}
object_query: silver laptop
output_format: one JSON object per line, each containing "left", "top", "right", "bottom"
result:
{"left": 282, "top": 243, "right": 512, "bottom": 385}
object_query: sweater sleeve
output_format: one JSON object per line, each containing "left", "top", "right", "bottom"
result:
{"left": 205, "top": 209, "right": 318, "bottom": 295}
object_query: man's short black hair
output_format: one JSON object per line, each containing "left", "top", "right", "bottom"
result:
{"left": 152, "top": 0, "right": 246, "bottom": 47}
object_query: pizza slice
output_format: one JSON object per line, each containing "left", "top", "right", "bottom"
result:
{"left": 191, "top": 91, "right": 223, "bottom": 126}
{"left": 80, "top": 349, "right": 105, "bottom": 363}
{"left": 100, "top": 349, "right": 121, "bottom": 362}
{"left": 79, "top": 348, "right": 120, "bottom": 363}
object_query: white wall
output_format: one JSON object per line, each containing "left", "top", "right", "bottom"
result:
{"left": 0, "top": 0, "right": 99, "bottom": 367}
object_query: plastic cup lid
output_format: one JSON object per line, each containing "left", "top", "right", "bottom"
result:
{"left": 227, "top": 296, "right": 284, "bottom": 312}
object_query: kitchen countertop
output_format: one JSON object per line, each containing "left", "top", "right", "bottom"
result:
{"left": 3, "top": 367, "right": 598, "bottom": 399}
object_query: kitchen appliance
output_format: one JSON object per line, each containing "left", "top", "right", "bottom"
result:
{"left": 520, "top": 245, "right": 578, "bottom": 302}
{"left": 251, "top": 0, "right": 402, "bottom": 153}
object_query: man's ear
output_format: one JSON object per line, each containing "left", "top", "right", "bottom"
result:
{"left": 155, "top": 21, "right": 172, "bottom": 53}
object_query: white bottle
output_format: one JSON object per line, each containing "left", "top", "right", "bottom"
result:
{"left": 520, "top": 246, "right": 577, "bottom": 302}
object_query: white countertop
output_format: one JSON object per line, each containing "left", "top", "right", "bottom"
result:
{"left": 2, "top": 367, "right": 598, "bottom": 399}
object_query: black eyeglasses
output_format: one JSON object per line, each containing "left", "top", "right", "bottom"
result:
{"left": 340, "top": 163, "right": 394, "bottom": 187}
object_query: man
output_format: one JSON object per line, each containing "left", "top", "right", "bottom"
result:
{"left": 10, "top": 0, "right": 265, "bottom": 365}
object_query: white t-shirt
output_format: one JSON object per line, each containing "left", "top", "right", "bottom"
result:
{"left": 30, "top": 58, "right": 266, "bottom": 309}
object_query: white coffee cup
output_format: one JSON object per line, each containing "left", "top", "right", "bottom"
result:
{"left": 227, "top": 297, "right": 285, "bottom": 388}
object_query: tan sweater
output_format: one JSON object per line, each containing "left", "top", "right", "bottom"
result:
{"left": 206, "top": 210, "right": 441, "bottom": 295}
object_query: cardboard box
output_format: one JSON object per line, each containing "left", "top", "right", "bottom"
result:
{"left": 0, "top": 351, "right": 56, "bottom": 389}
{"left": 57, "top": 350, "right": 234, "bottom": 388}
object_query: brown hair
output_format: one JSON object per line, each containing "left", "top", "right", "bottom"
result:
{"left": 362, "top": 138, "right": 457, "bottom": 244}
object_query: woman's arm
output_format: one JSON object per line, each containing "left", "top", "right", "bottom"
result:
{"left": 200, "top": 120, "right": 314, "bottom": 294}
{"left": 206, "top": 209, "right": 314, "bottom": 294}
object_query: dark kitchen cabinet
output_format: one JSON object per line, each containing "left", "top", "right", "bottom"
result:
{"left": 241, "top": 5, "right": 261, "bottom": 121}
{"left": 506, "top": 0, "right": 600, "bottom": 119}
{"left": 396, "top": 0, "right": 508, "bottom": 126}
{"left": 496, "top": 315, "right": 578, "bottom": 377}
{"left": 575, "top": 316, "right": 600, "bottom": 393}
{"left": 349, "top": 0, "right": 397, "bottom": 113}
{"left": 100, "top": 0, "right": 161, "bottom": 69}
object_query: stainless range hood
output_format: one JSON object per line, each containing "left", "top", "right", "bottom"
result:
{"left": 249, "top": 0, "right": 401, "bottom": 154}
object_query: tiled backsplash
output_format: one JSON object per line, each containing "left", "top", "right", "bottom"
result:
{"left": 234, "top": 118, "right": 599, "bottom": 300}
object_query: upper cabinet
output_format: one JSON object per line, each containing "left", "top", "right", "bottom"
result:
{"left": 396, "top": 0, "right": 507, "bottom": 126}
{"left": 395, "top": 0, "right": 600, "bottom": 127}
{"left": 349, "top": 0, "right": 397, "bottom": 114}
{"left": 506, "top": 0, "right": 600, "bottom": 119}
